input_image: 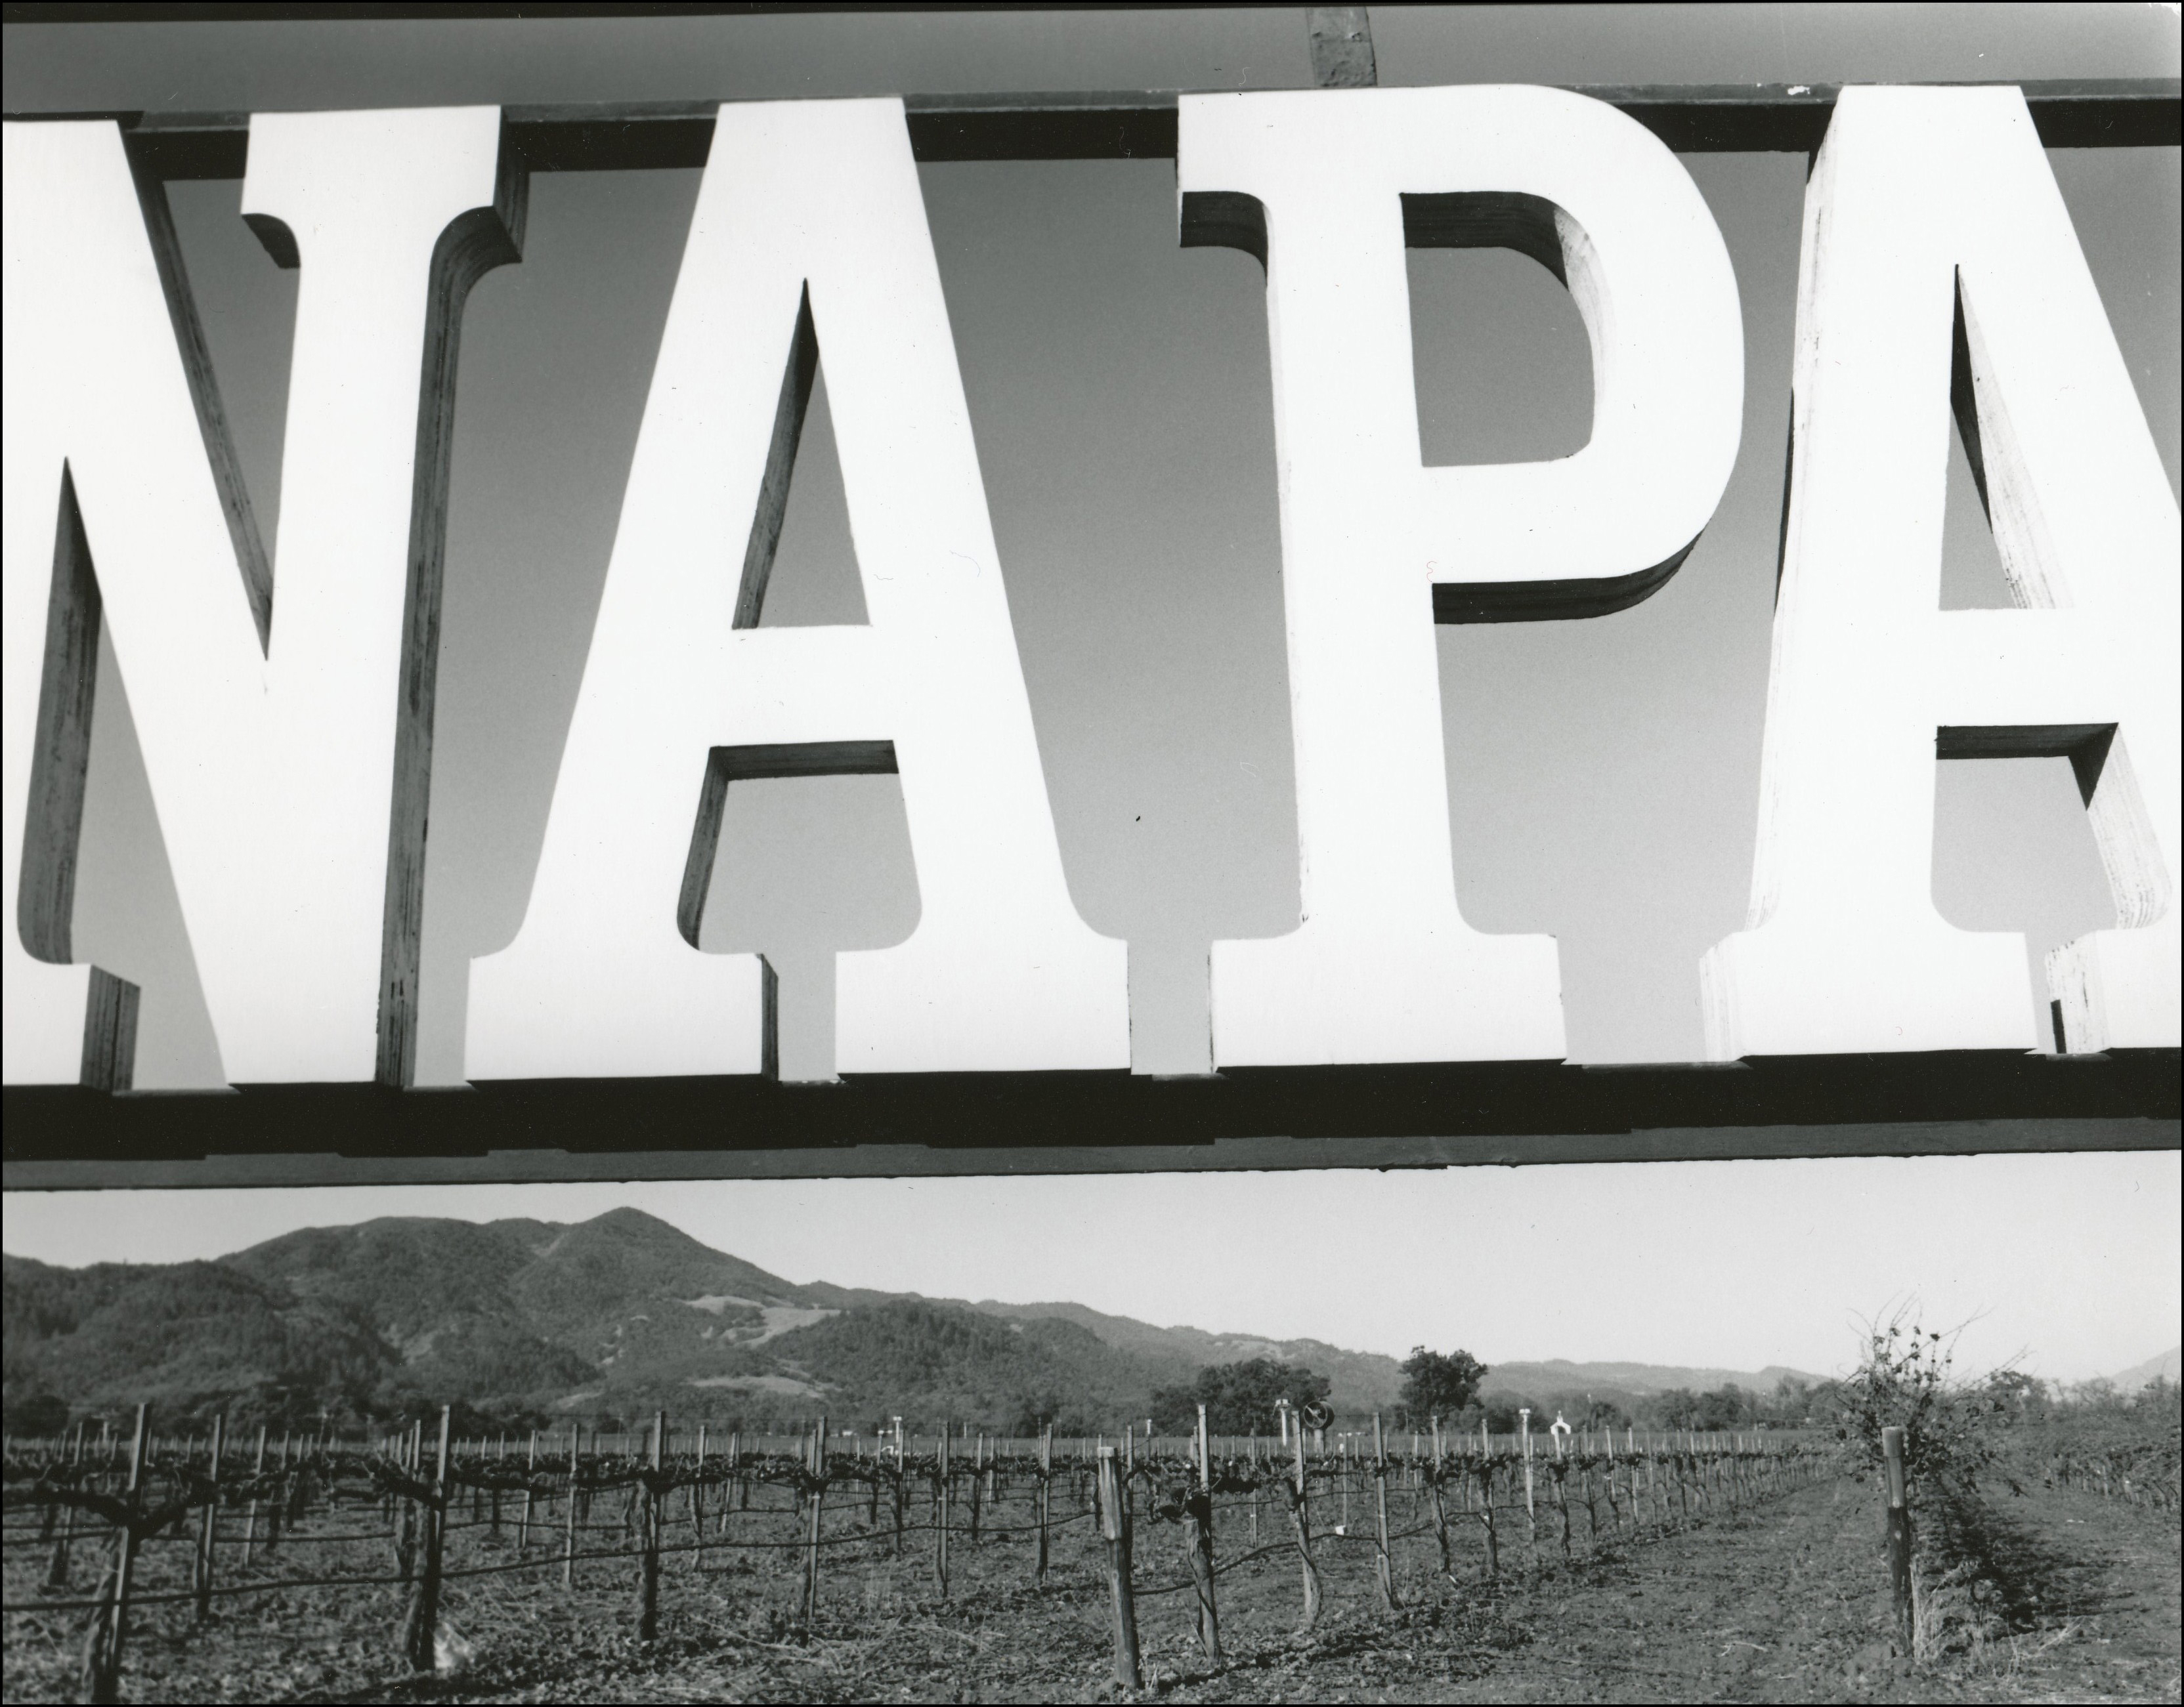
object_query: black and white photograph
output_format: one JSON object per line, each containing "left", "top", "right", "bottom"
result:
{"left": 3, "top": 3, "right": 2178, "bottom": 1700}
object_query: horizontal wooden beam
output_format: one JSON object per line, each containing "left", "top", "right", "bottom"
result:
{"left": 5, "top": 1116, "right": 2175, "bottom": 1191}
{"left": 12, "top": 79, "right": 2175, "bottom": 179}
{"left": 3, "top": 1049, "right": 2174, "bottom": 1187}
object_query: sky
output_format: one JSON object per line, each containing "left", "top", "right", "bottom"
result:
{"left": 3, "top": 1152, "right": 2177, "bottom": 1385}
{"left": 3, "top": 9, "right": 2179, "bottom": 1382}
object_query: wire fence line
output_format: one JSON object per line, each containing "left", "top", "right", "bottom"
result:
{"left": 3, "top": 1401, "right": 1835, "bottom": 1700}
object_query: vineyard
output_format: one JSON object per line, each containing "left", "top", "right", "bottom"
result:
{"left": 5, "top": 1403, "right": 1833, "bottom": 1702}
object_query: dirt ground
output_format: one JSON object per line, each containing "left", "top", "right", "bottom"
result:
{"left": 6, "top": 1474, "right": 2177, "bottom": 1702}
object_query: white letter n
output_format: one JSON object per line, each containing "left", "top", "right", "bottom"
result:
{"left": 3, "top": 112, "right": 520, "bottom": 1087}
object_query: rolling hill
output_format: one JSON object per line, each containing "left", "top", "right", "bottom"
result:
{"left": 2105, "top": 1345, "right": 2181, "bottom": 1391}
{"left": 3, "top": 1209, "right": 1818, "bottom": 1433}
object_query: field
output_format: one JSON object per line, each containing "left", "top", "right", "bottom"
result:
{"left": 7, "top": 1417, "right": 2177, "bottom": 1704}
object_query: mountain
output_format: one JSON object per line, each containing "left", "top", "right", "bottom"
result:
{"left": 3, "top": 1252, "right": 401, "bottom": 1419}
{"left": 4, "top": 1212, "right": 1176, "bottom": 1432}
{"left": 1478, "top": 1360, "right": 1828, "bottom": 1399}
{"left": 2, "top": 1209, "right": 1815, "bottom": 1434}
{"left": 802, "top": 1289, "right": 1405, "bottom": 1414}
{"left": 2105, "top": 1346, "right": 2181, "bottom": 1391}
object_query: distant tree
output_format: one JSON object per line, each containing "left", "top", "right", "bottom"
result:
{"left": 1580, "top": 1398, "right": 1629, "bottom": 1431}
{"left": 1696, "top": 1383, "right": 1749, "bottom": 1429}
{"left": 1009, "top": 1390, "right": 1065, "bottom": 1437}
{"left": 3, "top": 1391, "right": 69, "bottom": 1436}
{"left": 1398, "top": 1347, "right": 1489, "bottom": 1425}
{"left": 1764, "top": 1375, "right": 1815, "bottom": 1426}
{"left": 1483, "top": 1395, "right": 1537, "bottom": 1435}
{"left": 1151, "top": 1359, "right": 1331, "bottom": 1435}
{"left": 1652, "top": 1387, "right": 1701, "bottom": 1429}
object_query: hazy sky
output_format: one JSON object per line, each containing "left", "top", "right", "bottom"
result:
{"left": 3, "top": 10, "right": 2178, "bottom": 1383}
{"left": 4, "top": 1153, "right": 2177, "bottom": 1383}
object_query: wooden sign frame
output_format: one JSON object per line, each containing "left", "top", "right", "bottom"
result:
{"left": 5, "top": 74, "right": 2179, "bottom": 1188}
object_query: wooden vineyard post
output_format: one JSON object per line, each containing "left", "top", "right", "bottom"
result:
{"left": 935, "top": 1427, "right": 951, "bottom": 1599}
{"left": 1037, "top": 1425, "right": 1052, "bottom": 1584}
{"left": 563, "top": 1427, "right": 581, "bottom": 1590}
{"left": 1426, "top": 1416, "right": 1453, "bottom": 1580}
{"left": 1094, "top": 1448, "right": 1142, "bottom": 1688}
{"left": 802, "top": 1415, "right": 827, "bottom": 1626}
{"left": 1881, "top": 1425, "right": 1914, "bottom": 1653}
{"left": 79, "top": 1402, "right": 148, "bottom": 1706}
{"left": 1289, "top": 1411, "right": 1323, "bottom": 1628}
{"left": 519, "top": 1428, "right": 537, "bottom": 1553}
{"left": 1185, "top": 1404, "right": 1222, "bottom": 1662}
{"left": 1552, "top": 1425, "right": 1572, "bottom": 1560}
{"left": 1249, "top": 1436, "right": 1261, "bottom": 1550}
{"left": 268, "top": 1430, "right": 289, "bottom": 1555}
{"left": 969, "top": 1429, "right": 984, "bottom": 1547}
{"left": 45, "top": 1422, "right": 81, "bottom": 1590}
{"left": 193, "top": 1412, "right": 225, "bottom": 1619}
{"left": 402, "top": 1406, "right": 450, "bottom": 1675}
{"left": 693, "top": 1424, "right": 708, "bottom": 1571}
{"left": 1371, "top": 1412, "right": 1398, "bottom": 1611}
{"left": 242, "top": 1425, "right": 267, "bottom": 1567}
{"left": 639, "top": 1411, "right": 665, "bottom": 1641}
{"left": 1520, "top": 1409, "right": 1538, "bottom": 1561}
{"left": 395, "top": 1422, "right": 421, "bottom": 1586}
{"left": 891, "top": 1421, "right": 907, "bottom": 1559}
{"left": 1474, "top": 1429, "right": 1500, "bottom": 1579}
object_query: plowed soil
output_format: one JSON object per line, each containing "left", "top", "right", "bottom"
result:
{"left": 7, "top": 1475, "right": 2177, "bottom": 1702}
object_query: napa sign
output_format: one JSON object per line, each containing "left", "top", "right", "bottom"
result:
{"left": 3, "top": 85, "right": 2177, "bottom": 1095}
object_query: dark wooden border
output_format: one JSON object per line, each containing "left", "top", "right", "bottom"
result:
{"left": 3, "top": 77, "right": 2177, "bottom": 1183}
{"left": 11, "top": 80, "right": 2178, "bottom": 180}
{"left": 4, "top": 1049, "right": 2176, "bottom": 1187}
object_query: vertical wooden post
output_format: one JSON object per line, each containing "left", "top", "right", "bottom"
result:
{"left": 969, "top": 1430, "right": 984, "bottom": 1546}
{"left": 1371, "top": 1412, "right": 1398, "bottom": 1610}
{"left": 519, "top": 1428, "right": 537, "bottom": 1553}
{"left": 403, "top": 1406, "right": 450, "bottom": 1674}
{"left": 394, "top": 1425, "right": 418, "bottom": 1586}
{"left": 935, "top": 1427, "right": 951, "bottom": 1599}
{"left": 268, "top": 1429, "right": 290, "bottom": 1555}
{"left": 891, "top": 1421, "right": 907, "bottom": 1558}
{"left": 1096, "top": 1448, "right": 1142, "bottom": 1689}
{"left": 1186, "top": 1404, "right": 1222, "bottom": 1661}
{"left": 1519, "top": 1408, "right": 1538, "bottom": 1560}
{"left": 693, "top": 1424, "right": 708, "bottom": 1570}
{"left": 1476, "top": 1452, "right": 1500, "bottom": 1579}
{"left": 638, "top": 1411, "right": 665, "bottom": 1641}
{"left": 79, "top": 1402, "right": 146, "bottom": 1706}
{"left": 1881, "top": 1425, "right": 1914, "bottom": 1653}
{"left": 240, "top": 1425, "right": 267, "bottom": 1568}
{"left": 1426, "top": 1415, "right": 1453, "bottom": 1578}
{"left": 563, "top": 1427, "right": 581, "bottom": 1590}
{"left": 1037, "top": 1425, "right": 1052, "bottom": 1584}
{"left": 193, "top": 1412, "right": 225, "bottom": 1619}
{"left": 802, "top": 1414, "right": 827, "bottom": 1626}
{"left": 45, "top": 1422, "right": 82, "bottom": 1590}
{"left": 1289, "top": 1413, "right": 1323, "bottom": 1629}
